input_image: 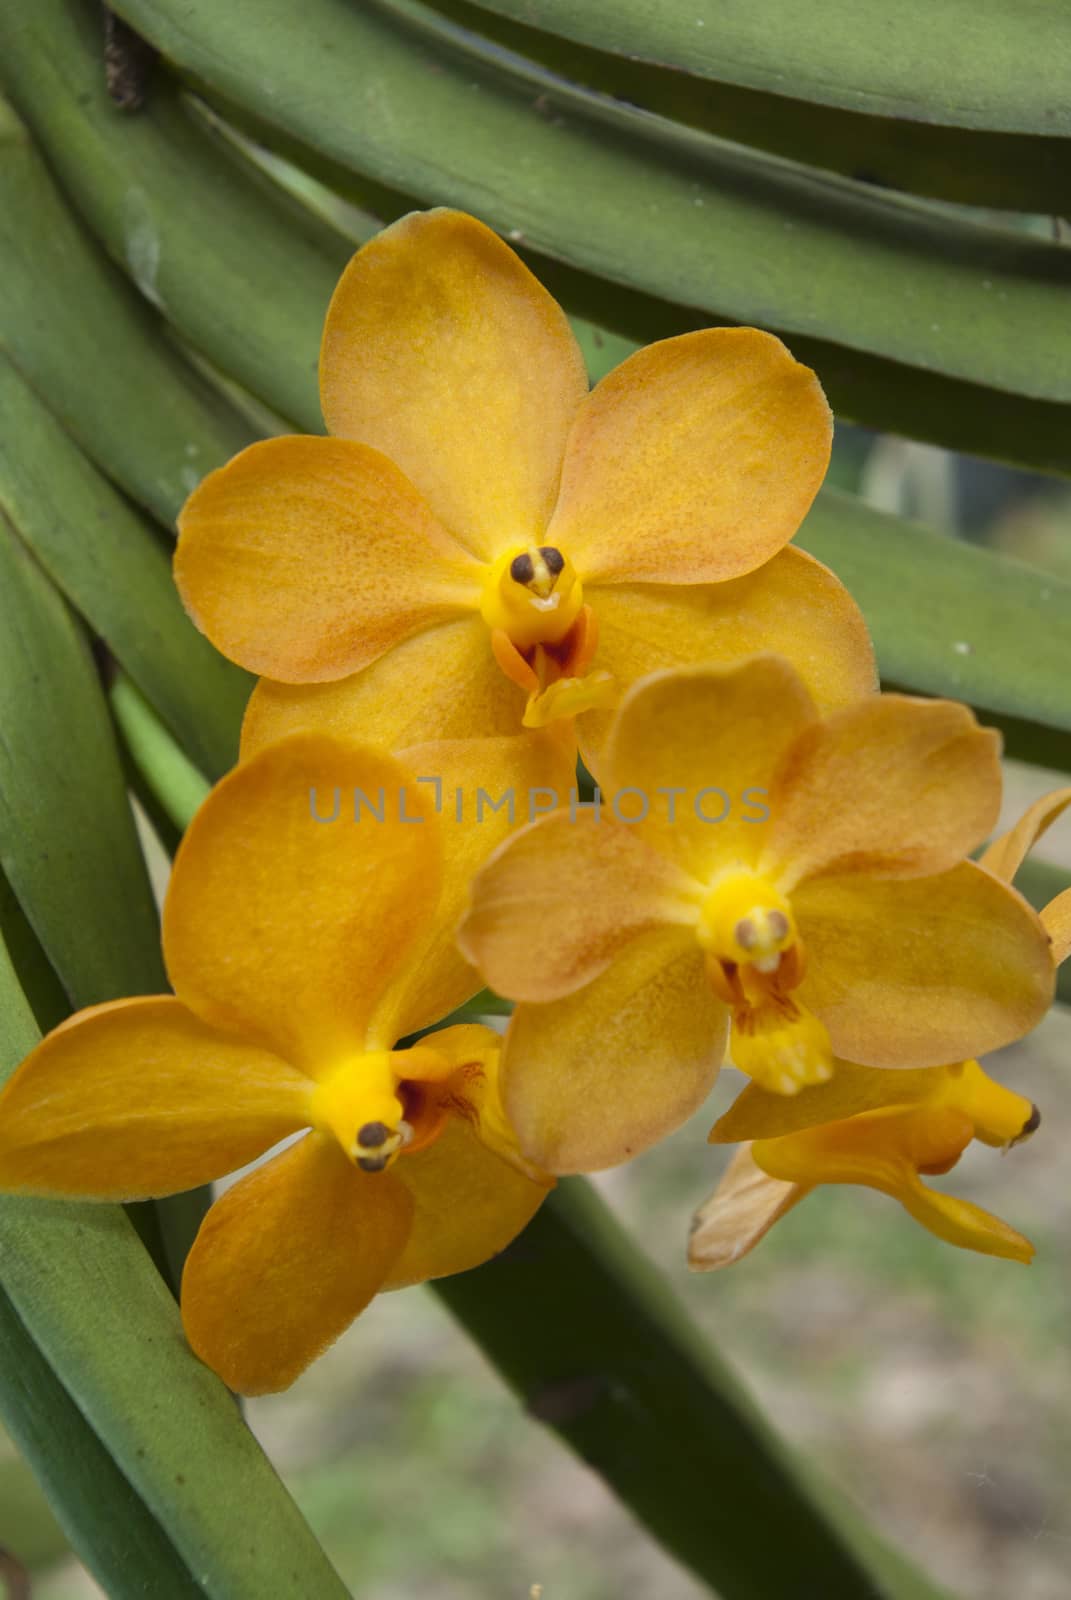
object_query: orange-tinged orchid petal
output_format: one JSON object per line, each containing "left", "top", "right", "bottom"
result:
{"left": 980, "top": 784, "right": 1071, "bottom": 883}
{"left": 405, "top": 1023, "right": 549, "bottom": 1182}
{"left": 372, "top": 733, "right": 577, "bottom": 1040}
{"left": 241, "top": 617, "right": 527, "bottom": 757}
{"left": 793, "top": 862, "right": 1054, "bottom": 1068}
{"left": 175, "top": 436, "right": 482, "bottom": 683}
{"left": 688, "top": 1145, "right": 805, "bottom": 1270}
{"left": 163, "top": 737, "right": 441, "bottom": 1075}
{"left": 320, "top": 209, "right": 588, "bottom": 562}
{"left": 892, "top": 1177, "right": 1034, "bottom": 1262}
{"left": 585, "top": 548, "right": 874, "bottom": 700}
{"left": 599, "top": 656, "right": 817, "bottom": 883}
{"left": 182, "top": 1133, "right": 413, "bottom": 1394}
{"left": 711, "top": 1058, "right": 948, "bottom": 1145}
{"left": 577, "top": 548, "right": 876, "bottom": 776}
{"left": 751, "top": 1109, "right": 1034, "bottom": 1263}
{"left": 500, "top": 927, "right": 728, "bottom": 1173}
{"left": 384, "top": 1031, "right": 553, "bottom": 1292}
{"left": 762, "top": 696, "right": 1002, "bottom": 889}
{"left": 548, "top": 329, "right": 831, "bottom": 585}
{"left": 0, "top": 997, "right": 310, "bottom": 1200}
{"left": 384, "top": 1116, "right": 550, "bottom": 1289}
{"left": 1043, "top": 887, "right": 1071, "bottom": 965}
{"left": 458, "top": 808, "right": 700, "bottom": 1005}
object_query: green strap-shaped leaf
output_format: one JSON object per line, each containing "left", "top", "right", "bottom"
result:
{"left": 0, "top": 357, "right": 248, "bottom": 781}
{"left": 0, "top": 516, "right": 163, "bottom": 1004}
{"left": 442, "top": 0, "right": 1071, "bottom": 134}
{"left": 111, "top": 675, "right": 215, "bottom": 834}
{"left": 0, "top": 1285, "right": 204, "bottom": 1600}
{"left": 0, "top": 99, "right": 255, "bottom": 527}
{"left": 6, "top": 10, "right": 1071, "bottom": 482}
{"left": 437, "top": 1179, "right": 951, "bottom": 1599}
{"left": 422, "top": 0, "right": 1071, "bottom": 214}
{"left": 800, "top": 490, "right": 1071, "bottom": 767}
{"left": 0, "top": 9, "right": 346, "bottom": 431}
{"left": 97, "top": 0, "right": 1071, "bottom": 403}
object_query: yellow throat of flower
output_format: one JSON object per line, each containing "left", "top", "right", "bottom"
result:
{"left": 479, "top": 543, "right": 619, "bottom": 727}
{"left": 480, "top": 543, "right": 583, "bottom": 649}
{"left": 697, "top": 869, "right": 833, "bottom": 1096}
{"left": 309, "top": 1045, "right": 452, "bottom": 1173}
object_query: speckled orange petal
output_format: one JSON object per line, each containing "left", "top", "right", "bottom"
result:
{"left": 687, "top": 1145, "right": 805, "bottom": 1270}
{"left": 163, "top": 737, "right": 441, "bottom": 1077}
{"left": 500, "top": 927, "right": 728, "bottom": 1173}
{"left": 762, "top": 695, "right": 1002, "bottom": 890}
{"left": 384, "top": 1114, "right": 551, "bottom": 1290}
{"left": 181, "top": 1133, "right": 413, "bottom": 1394}
{"left": 320, "top": 210, "right": 588, "bottom": 562}
{"left": 1042, "top": 887, "right": 1071, "bottom": 966}
{"left": 0, "top": 997, "right": 310, "bottom": 1200}
{"left": 980, "top": 785, "right": 1071, "bottom": 884}
{"left": 372, "top": 731, "right": 578, "bottom": 1041}
{"left": 793, "top": 862, "right": 1055, "bottom": 1068}
{"left": 458, "top": 808, "right": 700, "bottom": 1005}
{"left": 548, "top": 329, "right": 831, "bottom": 585}
{"left": 577, "top": 548, "right": 876, "bottom": 778}
{"left": 710, "top": 1059, "right": 947, "bottom": 1145}
{"left": 175, "top": 436, "right": 482, "bottom": 683}
{"left": 599, "top": 656, "right": 817, "bottom": 884}
{"left": 241, "top": 617, "right": 529, "bottom": 758}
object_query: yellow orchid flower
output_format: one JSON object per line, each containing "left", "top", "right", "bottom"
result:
{"left": 174, "top": 209, "right": 875, "bottom": 769}
{"left": 0, "top": 736, "right": 551, "bottom": 1395}
{"left": 688, "top": 785, "right": 1071, "bottom": 1268}
{"left": 458, "top": 657, "right": 1055, "bottom": 1174}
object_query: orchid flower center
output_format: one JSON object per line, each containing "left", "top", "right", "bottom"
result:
{"left": 479, "top": 543, "right": 583, "bottom": 649}
{"left": 309, "top": 1045, "right": 450, "bottom": 1173}
{"left": 697, "top": 871, "right": 797, "bottom": 973}
{"left": 697, "top": 870, "right": 833, "bottom": 1096}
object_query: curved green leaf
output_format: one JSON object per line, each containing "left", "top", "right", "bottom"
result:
{"left": 0, "top": 99, "right": 255, "bottom": 527}
{"left": 97, "top": 0, "right": 1071, "bottom": 403}
{"left": 0, "top": 516, "right": 163, "bottom": 1004}
{"left": 111, "top": 675, "right": 212, "bottom": 833}
{"left": 800, "top": 490, "right": 1071, "bottom": 765}
{"left": 424, "top": 0, "right": 1071, "bottom": 213}
{"left": 450, "top": 0, "right": 1071, "bottom": 134}
{"left": 0, "top": 357, "right": 248, "bottom": 780}
{"left": 0, "top": 1286, "right": 203, "bottom": 1600}
{"left": 437, "top": 1179, "right": 951, "bottom": 1600}
{"left": 7, "top": 3, "right": 1071, "bottom": 481}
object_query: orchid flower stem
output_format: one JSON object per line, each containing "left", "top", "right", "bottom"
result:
{"left": 434, "top": 1177, "right": 951, "bottom": 1600}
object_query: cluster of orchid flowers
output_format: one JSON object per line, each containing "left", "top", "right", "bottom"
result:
{"left": 2, "top": 211, "right": 1068, "bottom": 1396}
